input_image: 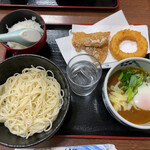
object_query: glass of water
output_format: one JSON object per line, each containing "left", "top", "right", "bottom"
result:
{"left": 66, "top": 54, "right": 102, "bottom": 96}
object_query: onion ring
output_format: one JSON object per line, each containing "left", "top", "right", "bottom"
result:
{"left": 110, "top": 29, "right": 148, "bottom": 60}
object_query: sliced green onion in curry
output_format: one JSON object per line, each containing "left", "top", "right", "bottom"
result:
{"left": 118, "top": 68, "right": 149, "bottom": 102}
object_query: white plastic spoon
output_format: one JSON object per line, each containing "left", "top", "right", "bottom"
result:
{"left": 0, "top": 28, "right": 42, "bottom": 47}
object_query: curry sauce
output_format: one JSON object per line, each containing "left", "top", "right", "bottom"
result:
{"left": 108, "top": 68, "right": 150, "bottom": 125}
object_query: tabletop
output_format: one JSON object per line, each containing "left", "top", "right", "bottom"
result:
{"left": 0, "top": 0, "right": 150, "bottom": 150}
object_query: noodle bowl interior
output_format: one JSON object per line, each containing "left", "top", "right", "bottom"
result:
{"left": 108, "top": 67, "right": 150, "bottom": 125}
{"left": 0, "top": 66, "right": 64, "bottom": 139}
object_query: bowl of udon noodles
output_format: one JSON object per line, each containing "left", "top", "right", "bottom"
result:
{"left": 102, "top": 57, "right": 150, "bottom": 129}
{"left": 0, "top": 54, "right": 70, "bottom": 148}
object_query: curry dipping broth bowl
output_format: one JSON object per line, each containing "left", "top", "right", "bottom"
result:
{"left": 0, "top": 9, "right": 46, "bottom": 54}
{"left": 0, "top": 54, "right": 70, "bottom": 148}
{"left": 102, "top": 57, "right": 150, "bottom": 130}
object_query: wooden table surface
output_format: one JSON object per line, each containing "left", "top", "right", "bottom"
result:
{"left": 0, "top": 0, "right": 150, "bottom": 150}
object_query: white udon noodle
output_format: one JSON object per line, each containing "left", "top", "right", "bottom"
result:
{"left": 109, "top": 82, "right": 138, "bottom": 112}
{"left": 0, "top": 66, "right": 64, "bottom": 139}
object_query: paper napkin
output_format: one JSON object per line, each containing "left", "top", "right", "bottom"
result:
{"left": 56, "top": 10, "right": 150, "bottom": 68}
{"left": 15, "top": 144, "right": 117, "bottom": 150}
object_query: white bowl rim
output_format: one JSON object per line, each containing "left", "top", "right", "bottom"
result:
{"left": 103, "top": 57, "right": 150, "bottom": 129}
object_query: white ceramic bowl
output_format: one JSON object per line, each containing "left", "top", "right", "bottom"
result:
{"left": 102, "top": 57, "right": 150, "bottom": 130}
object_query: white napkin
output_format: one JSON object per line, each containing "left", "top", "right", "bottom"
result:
{"left": 15, "top": 144, "right": 117, "bottom": 150}
{"left": 56, "top": 10, "right": 150, "bottom": 68}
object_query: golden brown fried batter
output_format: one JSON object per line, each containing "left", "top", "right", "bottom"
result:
{"left": 110, "top": 29, "right": 148, "bottom": 60}
{"left": 81, "top": 45, "right": 108, "bottom": 63}
{"left": 72, "top": 32, "right": 110, "bottom": 63}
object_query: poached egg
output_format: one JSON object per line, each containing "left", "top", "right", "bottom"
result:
{"left": 134, "top": 83, "right": 150, "bottom": 110}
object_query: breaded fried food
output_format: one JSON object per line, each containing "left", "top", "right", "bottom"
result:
{"left": 110, "top": 29, "right": 148, "bottom": 60}
{"left": 81, "top": 45, "right": 108, "bottom": 63}
{"left": 72, "top": 32, "right": 110, "bottom": 63}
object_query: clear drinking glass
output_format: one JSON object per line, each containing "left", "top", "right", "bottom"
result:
{"left": 66, "top": 54, "right": 102, "bottom": 96}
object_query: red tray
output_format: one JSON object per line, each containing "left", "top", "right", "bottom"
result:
{"left": 0, "top": 0, "right": 119, "bottom": 9}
